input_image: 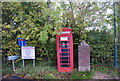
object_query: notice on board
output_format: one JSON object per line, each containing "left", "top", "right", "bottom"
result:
{"left": 21, "top": 46, "right": 35, "bottom": 59}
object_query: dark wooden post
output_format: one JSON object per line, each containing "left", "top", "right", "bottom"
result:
{"left": 78, "top": 40, "right": 90, "bottom": 71}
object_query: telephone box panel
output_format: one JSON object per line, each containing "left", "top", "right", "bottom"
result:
{"left": 56, "top": 27, "right": 74, "bottom": 72}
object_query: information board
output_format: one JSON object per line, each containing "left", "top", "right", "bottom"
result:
{"left": 21, "top": 46, "right": 35, "bottom": 59}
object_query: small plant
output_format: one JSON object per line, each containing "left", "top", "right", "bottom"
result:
{"left": 15, "top": 61, "right": 58, "bottom": 79}
{"left": 42, "top": 74, "right": 57, "bottom": 79}
{"left": 70, "top": 68, "right": 94, "bottom": 79}
{"left": 2, "top": 63, "right": 13, "bottom": 76}
{"left": 94, "top": 64, "right": 118, "bottom": 78}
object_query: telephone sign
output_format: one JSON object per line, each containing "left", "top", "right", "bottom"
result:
{"left": 18, "top": 38, "right": 26, "bottom": 46}
{"left": 60, "top": 37, "right": 68, "bottom": 41}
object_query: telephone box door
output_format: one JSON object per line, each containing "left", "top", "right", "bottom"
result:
{"left": 56, "top": 27, "right": 73, "bottom": 72}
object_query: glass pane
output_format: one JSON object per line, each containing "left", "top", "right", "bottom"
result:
{"left": 60, "top": 53, "right": 69, "bottom": 56}
{"left": 60, "top": 41, "right": 69, "bottom": 44}
{"left": 60, "top": 61, "right": 70, "bottom": 63}
{"left": 61, "top": 49, "right": 70, "bottom": 52}
{"left": 60, "top": 65, "right": 70, "bottom": 67}
{"left": 60, "top": 45, "right": 70, "bottom": 48}
{"left": 60, "top": 57, "right": 70, "bottom": 60}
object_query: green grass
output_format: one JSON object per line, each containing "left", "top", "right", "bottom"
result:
{"left": 15, "top": 61, "right": 58, "bottom": 79}
{"left": 2, "top": 62, "right": 13, "bottom": 76}
{"left": 70, "top": 67, "right": 95, "bottom": 79}
{"left": 15, "top": 61, "right": 96, "bottom": 79}
{"left": 94, "top": 64, "right": 118, "bottom": 77}
{"left": 3, "top": 60, "right": 118, "bottom": 79}
{"left": 42, "top": 74, "right": 57, "bottom": 79}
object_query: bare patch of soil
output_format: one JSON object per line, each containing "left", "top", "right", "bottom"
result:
{"left": 93, "top": 71, "right": 111, "bottom": 79}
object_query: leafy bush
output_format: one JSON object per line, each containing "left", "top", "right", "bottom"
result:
{"left": 86, "top": 29, "right": 114, "bottom": 64}
{"left": 2, "top": 2, "right": 115, "bottom": 67}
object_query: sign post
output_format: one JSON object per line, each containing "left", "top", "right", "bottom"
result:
{"left": 113, "top": 2, "right": 118, "bottom": 68}
{"left": 7, "top": 56, "right": 19, "bottom": 71}
{"left": 12, "top": 60, "right": 15, "bottom": 71}
{"left": 18, "top": 38, "right": 36, "bottom": 67}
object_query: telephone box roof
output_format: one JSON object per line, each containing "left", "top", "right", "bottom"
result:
{"left": 62, "top": 27, "right": 72, "bottom": 31}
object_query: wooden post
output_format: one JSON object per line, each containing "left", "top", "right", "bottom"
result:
{"left": 78, "top": 40, "right": 90, "bottom": 71}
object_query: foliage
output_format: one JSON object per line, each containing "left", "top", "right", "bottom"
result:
{"left": 2, "top": 2, "right": 62, "bottom": 63}
{"left": 2, "top": 62, "right": 13, "bottom": 76}
{"left": 86, "top": 29, "right": 114, "bottom": 64}
{"left": 2, "top": 2, "right": 117, "bottom": 66}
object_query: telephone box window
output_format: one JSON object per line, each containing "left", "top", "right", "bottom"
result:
{"left": 60, "top": 57, "right": 70, "bottom": 60}
{"left": 60, "top": 45, "right": 70, "bottom": 48}
{"left": 60, "top": 65, "right": 70, "bottom": 67}
{"left": 60, "top": 61, "right": 70, "bottom": 63}
{"left": 61, "top": 49, "right": 70, "bottom": 52}
{"left": 60, "top": 53, "right": 70, "bottom": 56}
{"left": 60, "top": 41, "right": 69, "bottom": 44}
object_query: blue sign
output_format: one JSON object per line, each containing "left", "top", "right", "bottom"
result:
{"left": 7, "top": 56, "right": 19, "bottom": 60}
{"left": 18, "top": 38, "right": 26, "bottom": 46}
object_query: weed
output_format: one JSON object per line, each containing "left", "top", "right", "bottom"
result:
{"left": 94, "top": 64, "right": 118, "bottom": 78}
{"left": 70, "top": 68, "right": 94, "bottom": 79}
{"left": 15, "top": 61, "right": 57, "bottom": 79}
{"left": 42, "top": 74, "right": 57, "bottom": 79}
{"left": 2, "top": 63, "right": 13, "bottom": 76}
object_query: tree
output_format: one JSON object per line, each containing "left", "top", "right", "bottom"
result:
{"left": 2, "top": 2, "right": 115, "bottom": 65}
{"left": 2, "top": 2, "right": 62, "bottom": 62}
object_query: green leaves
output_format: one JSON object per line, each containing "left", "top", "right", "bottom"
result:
{"left": 39, "top": 31, "right": 48, "bottom": 44}
{"left": 3, "top": 25, "right": 11, "bottom": 29}
{"left": 86, "top": 30, "right": 114, "bottom": 64}
{"left": 2, "top": 2, "right": 115, "bottom": 65}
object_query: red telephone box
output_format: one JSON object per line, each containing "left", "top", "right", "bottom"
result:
{"left": 56, "top": 27, "right": 74, "bottom": 72}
